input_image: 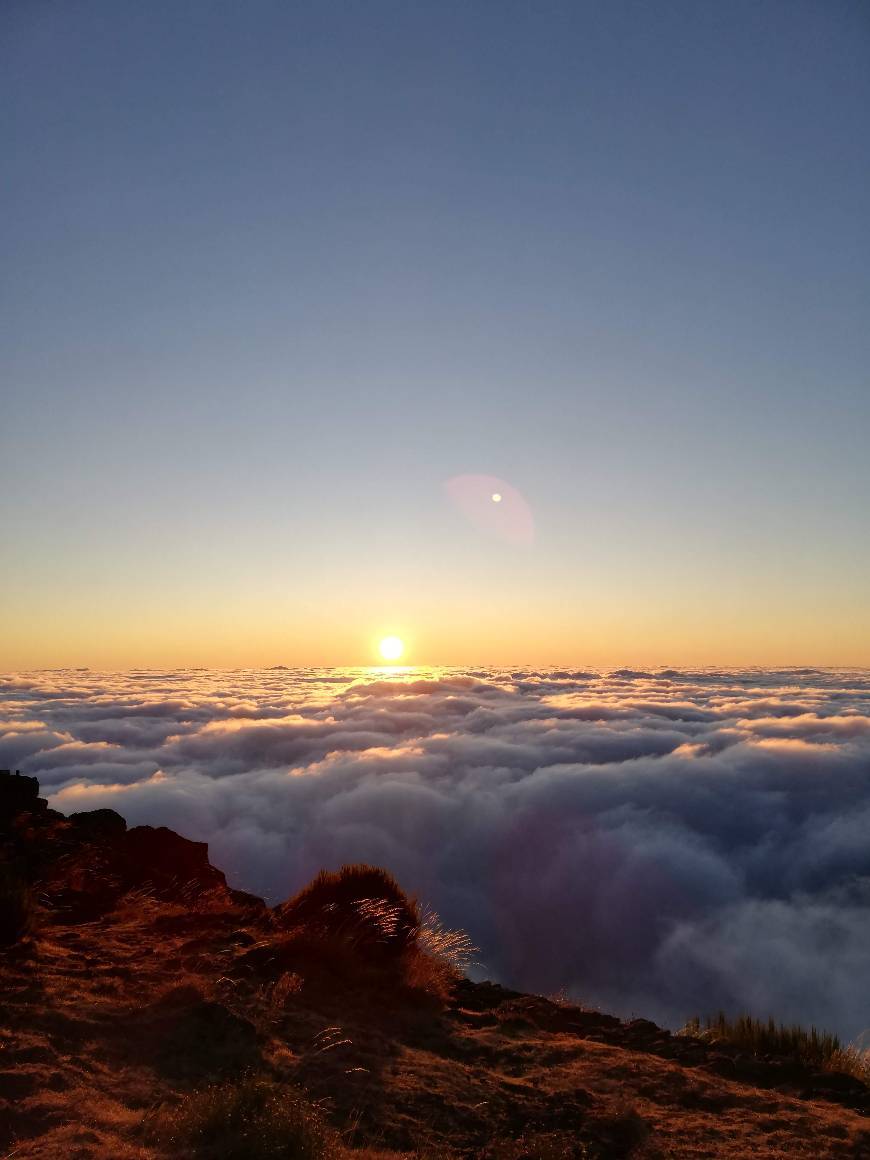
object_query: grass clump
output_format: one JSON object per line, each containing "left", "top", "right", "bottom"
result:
{"left": 148, "top": 1075, "right": 340, "bottom": 1159}
{"left": 270, "top": 865, "right": 474, "bottom": 1001}
{"left": 408, "top": 905, "right": 477, "bottom": 999}
{"left": 682, "top": 1011, "right": 869, "bottom": 1076}
{"left": 826, "top": 1045, "right": 870, "bottom": 1084}
{"left": 0, "top": 862, "right": 34, "bottom": 947}
{"left": 277, "top": 864, "right": 420, "bottom": 957}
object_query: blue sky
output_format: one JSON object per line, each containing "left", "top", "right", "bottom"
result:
{"left": 2, "top": 1, "right": 869, "bottom": 666}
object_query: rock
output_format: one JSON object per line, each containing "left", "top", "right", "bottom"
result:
{"left": 764, "top": 1058, "right": 811, "bottom": 1086}
{"left": 497, "top": 995, "right": 621, "bottom": 1035}
{"left": 595, "top": 1106, "right": 652, "bottom": 1157}
{"left": 135, "top": 985, "right": 261, "bottom": 1079}
{"left": 48, "top": 882, "right": 121, "bottom": 924}
{"left": 68, "top": 809, "right": 127, "bottom": 840}
{"left": 620, "top": 1018, "right": 673, "bottom": 1054}
{"left": 624, "top": 1018, "right": 662, "bottom": 1035}
{"left": 451, "top": 978, "right": 525, "bottom": 1012}
{"left": 228, "top": 887, "right": 267, "bottom": 912}
{"left": 558, "top": 1009, "right": 623, "bottom": 1035}
{"left": 808, "top": 1071, "right": 868, "bottom": 1095}
{"left": 728, "top": 1054, "right": 778, "bottom": 1085}
{"left": 0, "top": 771, "right": 41, "bottom": 825}
{"left": 120, "top": 826, "right": 227, "bottom": 899}
{"left": 706, "top": 1052, "right": 737, "bottom": 1077}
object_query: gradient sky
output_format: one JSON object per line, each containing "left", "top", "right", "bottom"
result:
{"left": 2, "top": 0, "right": 869, "bottom": 669}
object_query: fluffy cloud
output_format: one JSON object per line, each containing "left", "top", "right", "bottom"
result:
{"left": 3, "top": 666, "right": 870, "bottom": 1041}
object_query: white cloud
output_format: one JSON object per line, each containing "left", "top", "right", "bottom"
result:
{"left": 3, "top": 666, "right": 870, "bottom": 1041}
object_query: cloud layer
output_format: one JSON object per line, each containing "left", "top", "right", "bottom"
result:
{"left": 3, "top": 665, "right": 870, "bottom": 1041}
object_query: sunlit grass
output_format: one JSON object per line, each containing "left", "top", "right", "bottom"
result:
{"left": 681, "top": 1012, "right": 870, "bottom": 1081}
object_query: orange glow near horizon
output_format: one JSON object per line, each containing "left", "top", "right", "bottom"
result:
{"left": 1, "top": 580, "right": 869, "bottom": 670}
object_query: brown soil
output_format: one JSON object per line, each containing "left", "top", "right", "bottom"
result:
{"left": 3, "top": 898, "right": 869, "bottom": 1158}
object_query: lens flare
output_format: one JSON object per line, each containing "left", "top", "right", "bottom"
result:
{"left": 444, "top": 475, "right": 535, "bottom": 546}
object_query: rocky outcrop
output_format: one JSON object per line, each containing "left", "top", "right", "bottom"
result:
{"left": 68, "top": 808, "right": 127, "bottom": 840}
{"left": 120, "top": 825, "right": 228, "bottom": 898}
{"left": 0, "top": 770, "right": 40, "bottom": 816}
{"left": 0, "top": 772, "right": 264, "bottom": 920}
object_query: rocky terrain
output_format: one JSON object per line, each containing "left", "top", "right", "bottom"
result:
{"left": 1, "top": 769, "right": 869, "bottom": 1159}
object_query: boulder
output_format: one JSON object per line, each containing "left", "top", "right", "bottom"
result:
{"left": 808, "top": 1071, "right": 868, "bottom": 1095}
{"left": 0, "top": 771, "right": 41, "bottom": 826}
{"left": 120, "top": 826, "right": 227, "bottom": 899}
{"left": 134, "top": 984, "right": 261, "bottom": 1079}
{"left": 49, "top": 882, "right": 122, "bottom": 924}
{"left": 228, "top": 887, "right": 267, "bottom": 912}
{"left": 68, "top": 809, "right": 127, "bottom": 840}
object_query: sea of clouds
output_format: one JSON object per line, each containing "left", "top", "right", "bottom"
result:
{"left": 2, "top": 666, "right": 870, "bottom": 1041}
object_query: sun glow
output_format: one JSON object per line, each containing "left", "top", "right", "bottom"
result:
{"left": 378, "top": 635, "right": 405, "bottom": 662}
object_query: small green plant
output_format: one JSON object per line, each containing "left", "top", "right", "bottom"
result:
{"left": 148, "top": 1075, "right": 340, "bottom": 1159}
{"left": 0, "top": 862, "right": 34, "bottom": 947}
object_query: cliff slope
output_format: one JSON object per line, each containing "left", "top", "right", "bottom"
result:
{"left": 1, "top": 771, "right": 868, "bottom": 1159}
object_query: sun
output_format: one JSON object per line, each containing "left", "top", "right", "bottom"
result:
{"left": 378, "top": 636, "right": 405, "bottom": 663}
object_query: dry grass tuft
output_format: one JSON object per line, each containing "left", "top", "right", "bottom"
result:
{"left": 146, "top": 1074, "right": 341, "bottom": 1159}
{"left": 416, "top": 905, "right": 476, "bottom": 973}
{"left": 681, "top": 1011, "right": 865, "bottom": 1075}
{"left": 826, "top": 1044, "right": 870, "bottom": 1084}
{"left": 268, "top": 866, "right": 474, "bottom": 1003}
{"left": 401, "top": 906, "right": 477, "bottom": 1001}
{"left": 277, "top": 864, "right": 420, "bottom": 957}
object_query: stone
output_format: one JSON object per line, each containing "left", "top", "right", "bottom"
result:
{"left": 119, "top": 826, "right": 227, "bottom": 898}
{"left": 0, "top": 771, "right": 41, "bottom": 824}
{"left": 68, "top": 809, "right": 127, "bottom": 840}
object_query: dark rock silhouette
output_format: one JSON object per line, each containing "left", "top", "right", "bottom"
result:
{"left": 0, "top": 769, "right": 43, "bottom": 823}
{"left": 0, "top": 769, "right": 254, "bottom": 917}
{"left": 121, "top": 825, "right": 228, "bottom": 898}
{"left": 68, "top": 808, "right": 127, "bottom": 839}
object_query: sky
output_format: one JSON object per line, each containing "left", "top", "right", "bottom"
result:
{"left": 2, "top": 0, "right": 869, "bottom": 669}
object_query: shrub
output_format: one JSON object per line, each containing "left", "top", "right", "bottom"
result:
{"left": 269, "top": 865, "right": 474, "bottom": 1003}
{"left": 276, "top": 865, "right": 420, "bottom": 958}
{"left": 148, "top": 1075, "right": 340, "bottom": 1159}
{"left": 0, "top": 862, "right": 34, "bottom": 947}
